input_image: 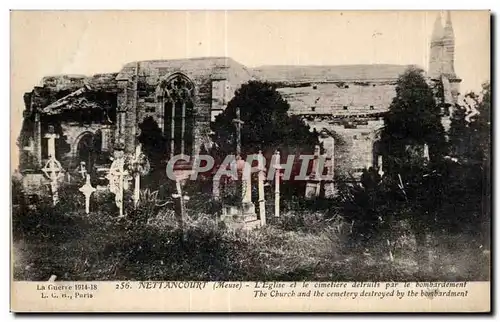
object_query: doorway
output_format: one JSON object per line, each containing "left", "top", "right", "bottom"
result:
{"left": 76, "top": 132, "right": 101, "bottom": 172}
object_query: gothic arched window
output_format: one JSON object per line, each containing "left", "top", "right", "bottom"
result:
{"left": 156, "top": 73, "right": 195, "bottom": 157}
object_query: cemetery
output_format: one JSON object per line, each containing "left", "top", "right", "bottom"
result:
{"left": 12, "top": 75, "right": 490, "bottom": 282}
{"left": 11, "top": 13, "right": 490, "bottom": 281}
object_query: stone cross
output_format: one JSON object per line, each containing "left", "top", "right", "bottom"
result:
{"left": 377, "top": 155, "right": 384, "bottom": 177}
{"left": 172, "top": 178, "right": 190, "bottom": 242}
{"left": 322, "top": 136, "right": 335, "bottom": 198}
{"left": 305, "top": 145, "right": 322, "bottom": 199}
{"left": 78, "top": 162, "right": 87, "bottom": 179}
{"left": 212, "top": 176, "right": 221, "bottom": 200}
{"left": 132, "top": 144, "right": 142, "bottom": 209}
{"left": 41, "top": 156, "right": 64, "bottom": 206}
{"left": 22, "top": 138, "right": 35, "bottom": 154}
{"left": 232, "top": 106, "right": 244, "bottom": 157}
{"left": 44, "top": 125, "right": 59, "bottom": 159}
{"left": 273, "top": 150, "right": 282, "bottom": 218}
{"left": 232, "top": 106, "right": 253, "bottom": 206}
{"left": 79, "top": 174, "right": 96, "bottom": 214}
{"left": 257, "top": 150, "right": 266, "bottom": 226}
{"left": 239, "top": 158, "right": 253, "bottom": 204}
{"left": 41, "top": 128, "right": 64, "bottom": 206}
{"left": 312, "top": 145, "right": 321, "bottom": 179}
{"left": 106, "top": 155, "right": 129, "bottom": 217}
{"left": 423, "top": 144, "right": 430, "bottom": 161}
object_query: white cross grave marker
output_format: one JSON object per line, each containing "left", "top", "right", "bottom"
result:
{"left": 41, "top": 127, "right": 64, "bottom": 205}
{"left": 78, "top": 162, "right": 87, "bottom": 180}
{"left": 273, "top": 150, "right": 282, "bottom": 218}
{"left": 106, "top": 155, "right": 129, "bottom": 217}
{"left": 423, "top": 144, "right": 430, "bottom": 161}
{"left": 171, "top": 170, "right": 191, "bottom": 242}
{"left": 41, "top": 156, "right": 64, "bottom": 206}
{"left": 257, "top": 150, "right": 266, "bottom": 226}
{"left": 79, "top": 174, "right": 96, "bottom": 214}
{"left": 44, "top": 127, "right": 59, "bottom": 160}
{"left": 130, "top": 144, "right": 149, "bottom": 209}
{"left": 378, "top": 155, "right": 384, "bottom": 177}
{"left": 134, "top": 145, "right": 142, "bottom": 208}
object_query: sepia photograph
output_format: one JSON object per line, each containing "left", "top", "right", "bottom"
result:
{"left": 9, "top": 9, "right": 491, "bottom": 312}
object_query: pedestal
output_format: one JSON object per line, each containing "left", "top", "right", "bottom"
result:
{"left": 21, "top": 172, "right": 49, "bottom": 196}
{"left": 305, "top": 180, "right": 321, "bottom": 199}
{"left": 220, "top": 202, "right": 259, "bottom": 231}
{"left": 324, "top": 181, "right": 336, "bottom": 199}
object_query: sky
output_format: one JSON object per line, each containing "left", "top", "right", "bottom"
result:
{"left": 10, "top": 10, "right": 491, "bottom": 168}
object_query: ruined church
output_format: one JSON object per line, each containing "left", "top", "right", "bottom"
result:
{"left": 17, "top": 12, "right": 460, "bottom": 192}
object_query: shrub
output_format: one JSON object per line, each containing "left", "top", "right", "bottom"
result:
{"left": 12, "top": 194, "right": 84, "bottom": 244}
{"left": 273, "top": 210, "right": 326, "bottom": 234}
{"left": 11, "top": 173, "right": 25, "bottom": 206}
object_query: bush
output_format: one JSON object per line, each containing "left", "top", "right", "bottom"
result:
{"left": 11, "top": 173, "right": 25, "bottom": 206}
{"left": 273, "top": 210, "right": 326, "bottom": 234}
{"left": 12, "top": 194, "right": 85, "bottom": 244}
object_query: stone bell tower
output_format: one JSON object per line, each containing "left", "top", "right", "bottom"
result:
{"left": 429, "top": 11, "right": 462, "bottom": 132}
{"left": 429, "top": 11, "right": 462, "bottom": 106}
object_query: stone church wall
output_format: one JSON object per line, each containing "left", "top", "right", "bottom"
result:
{"left": 115, "top": 58, "right": 253, "bottom": 157}
{"left": 276, "top": 81, "right": 394, "bottom": 176}
{"left": 59, "top": 122, "right": 104, "bottom": 170}
{"left": 307, "top": 118, "right": 384, "bottom": 177}
{"left": 277, "top": 81, "right": 396, "bottom": 115}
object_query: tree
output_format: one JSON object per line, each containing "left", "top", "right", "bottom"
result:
{"left": 212, "top": 81, "right": 320, "bottom": 157}
{"left": 137, "top": 117, "right": 168, "bottom": 189}
{"left": 211, "top": 81, "right": 321, "bottom": 197}
{"left": 445, "top": 82, "right": 491, "bottom": 246}
{"left": 374, "top": 68, "right": 450, "bottom": 273}
{"left": 381, "top": 67, "right": 448, "bottom": 174}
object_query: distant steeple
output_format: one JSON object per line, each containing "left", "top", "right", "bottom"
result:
{"left": 428, "top": 11, "right": 461, "bottom": 130}
{"left": 442, "top": 11, "right": 456, "bottom": 77}
{"left": 431, "top": 13, "right": 444, "bottom": 43}
{"left": 429, "top": 12, "right": 445, "bottom": 79}
{"left": 429, "top": 11, "right": 457, "bottom": 80}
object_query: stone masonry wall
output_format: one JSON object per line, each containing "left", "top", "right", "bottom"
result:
{"left": 59, "top": 122, "right": 104, "bottom": 170}
{"left": 277, "top": 80, "right": 394, "bottom": 176}
{"left": 119, "top": 58, "right": 253, "bottom": 157}
{"left": 277, "top": 81, "right": 397, "bottom": 115}
{"left": 307, "top": 118, "right": 384, "bottom": 177}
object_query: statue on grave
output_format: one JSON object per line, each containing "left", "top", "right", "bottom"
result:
{"left": 128, "top": 143, "right": 151, "bottom": 208}
{"left": 106, "top": 141, "right": 131, "bottom": 216}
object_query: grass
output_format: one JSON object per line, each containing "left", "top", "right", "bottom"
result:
{"left": 11, "top": 193, "right": 490, "bottom": 282}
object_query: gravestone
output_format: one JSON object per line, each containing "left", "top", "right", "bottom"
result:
{"left": 41, "top": 127, "right": 64, "bottom": 205}
{"left": 106, "top": 151, "right": 130, "bottom": 217}
{"left": 273, "top": 150, "right": 282, "bottom": 218}
{"left": 257, "top": 150, "right": 267, "bottom": 226}
{"left": 377, "top": 155, "right": 384, "bottom": 177}
{"left": 129, "top": 143, "right": 150, "bottom": 208}
{"left": 305, "top": 145, "right": 321, "bottom": 199}
{"left": 77, "top": 162, "right": 87, "bottom": 180}
{"left": 219, "top": 106, "right": 259, "bottom": 231}
{"left": 220, "top": 157, "right": 259, "bottom": 231}
{"left": 79, "top": 174, "right": 96, "bottom": 214}
{"left": 321, "top": 135, "right": 335, "bottom": 198}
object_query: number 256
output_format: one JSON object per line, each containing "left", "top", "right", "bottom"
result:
{"left": 116, "top": 282, "right": 131, "bottom": 290}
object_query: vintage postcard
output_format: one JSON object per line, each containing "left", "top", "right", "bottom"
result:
{"left": 10, "top": 10, "right": 491, "bottom": 312}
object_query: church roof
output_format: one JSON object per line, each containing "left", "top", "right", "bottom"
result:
{"left": 116, "top": 57, "right": 255, "bottom": 82}
{"left": 39, "top": 59, "right": 417, "bottom": 91}
{"left": 40, "top": 73, "right": 119, "bottom": 92}
{"left": 116, "top": 58, "right": 416, "bottom": 84}
{"left": 251, "top": 64, "right": 416, "bottom": 83}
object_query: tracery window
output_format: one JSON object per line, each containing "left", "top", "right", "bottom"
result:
{"left": 156, "top": 73, "right": 195, "bottom": 157}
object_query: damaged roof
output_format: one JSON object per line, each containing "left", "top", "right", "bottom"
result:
{"left": 251, "top": 64, "right": 419, "bottom": 83}
{"left": 115, "top": 57, "right": 255, "bottom": 82}
{"left": 40, "top": 73, "right": 119, "bottom": 92}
